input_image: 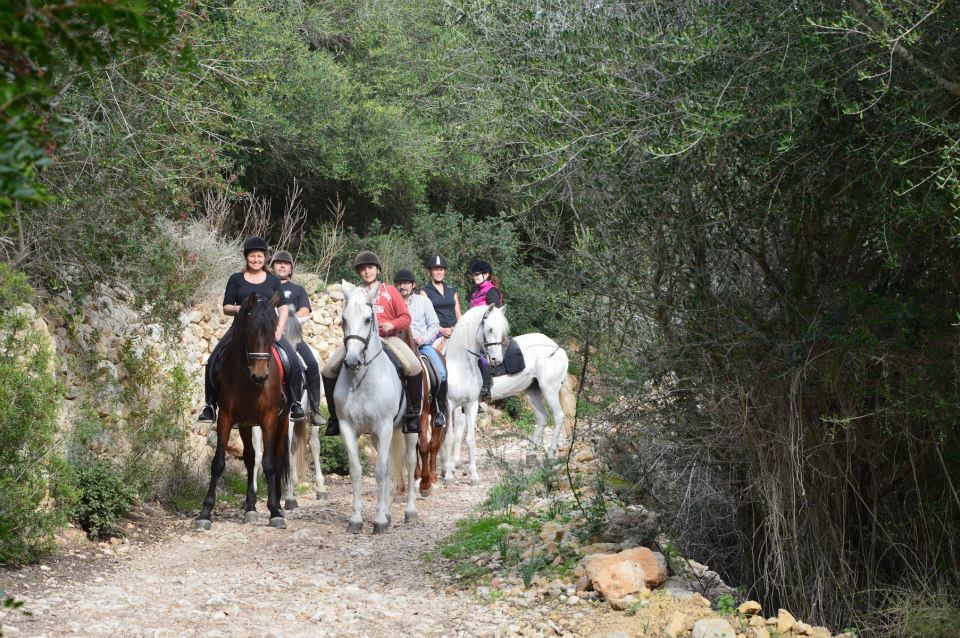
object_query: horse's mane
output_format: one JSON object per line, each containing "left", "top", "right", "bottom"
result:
{"left": 447, "top": 305, "right": 509, "bottom": 354}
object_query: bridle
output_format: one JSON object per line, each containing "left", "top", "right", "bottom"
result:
{"left": 343, "top": 301, "right": 384, "bottom": 369}
{"left": 242, "top": 297, "right": 274, "bottom": 385}
{"left": 467, "top": 313, "right": 506, "bottom": 360}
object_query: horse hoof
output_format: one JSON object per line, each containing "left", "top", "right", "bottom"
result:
{"left": 405, "top": 512, "right": 418, "bottom": 524}
{"left": 419, "top": 488, "right": 431, "bottom": 498}
{"left": 347, "top": 521, "right": 363, "bottom": 534}
{"left": 373, "top": 522, "right": 390, "bottom": 534}
{"left": 196, "top": 519, "right": 211, "bottom": 531}
{"left": 525, "top": 453, "right": 538, "bottom": 468}
{"left": 470, "top": 477, "right": 482, "bottom": 486}
{"left": 284, "top": 498, "right": 299, "bottom": 510}
{"left": 269, "top": 517, "right": 286, "bottom": 529}
{"left": 316, "top": 491, "right": 328, "bottom": 501}
{"left": 243, "top": 511, "right": 259, "bottom": 524}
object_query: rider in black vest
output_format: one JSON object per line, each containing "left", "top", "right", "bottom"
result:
{"left": 422, "top": 255, "right": 461, "bottom": 346}
{"left": 197, "top": 237, "right": 306, "bottom": 423}
{"left": 271, "top": 250, "right": 324, "bottom": 426}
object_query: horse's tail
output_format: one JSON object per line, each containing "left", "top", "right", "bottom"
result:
{"left": 291, "top": 419, "right": 309, "bottom": 480}
{"left": 560, "top": 372, "right": 578, "bottom": 436}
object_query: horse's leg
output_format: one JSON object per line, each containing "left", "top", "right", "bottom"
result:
{"left": 252, "top": 425, "right": 263, "bottom": 495}
{"left": 543, "top": 386, "right": 567, "bottom": 460}
{"left": 340, "top": 424, "right": 364, "bottom": 533}
{"left": 309, "top": 424, "right": 327, "bottom": 500}
{"left": 451, "top": 407, "right": 466, "bottom": 475}
{"left": 260, "top": 419, "right": 286, "bottom": 529}
{"left": 464, "top": 401, "right": 481, "bottom": 485}
{"left": 417, "top": 424, "right": 431, "bottom": 497}
{"left": 429, "top": 423, "right": 447, "bottom": 495}
{"left": 525, "top": 389, "right": 550, "bottom": 467}
{"left": 239, "top": 426, "right": 259, "bottom": 524}
{"left": 404, "top": 430, "right": 418, "bottom": 523}
{"left": 372, "top": 426, "right": 394, "bottom": 534}
{"left": 284, "top": 421, "right": 298, "bottom": 509}
{"left": 197, "top": 415, "right": 230, "bottom": 530}
{"left": 441, "top": 407, "right": 459, "bottom": 485}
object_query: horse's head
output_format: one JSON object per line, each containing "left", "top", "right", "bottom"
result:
{"left": 236, "top": 292, "right": 278, "bottom": 385}
{"left": 340, "top": 280, "right": 379, "bottom": 371}
{"left": 479, "top": 304, "right": 509, "bottom": 366}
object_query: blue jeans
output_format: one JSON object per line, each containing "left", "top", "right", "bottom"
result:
{"left": 418, "top": 344, "right": 447, "bottom": 382}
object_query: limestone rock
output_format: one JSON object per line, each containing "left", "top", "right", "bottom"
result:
{"left": 691, "top": 618, "right": 735, "bottom": 638}
{"left": 601, "top": 505, "right": 659, "bottom": 546}
{"left": 738, "top": 601, "right": 762, "bottom": 616}
{"left": 665, "top": 611, "right": 687, "bottom": 638}
{"left": 576, "top": 542, "right": 619, "bottom": 557}
{"left": 777, "top": 609, "right": 796, "bottom": 634}
{"left": 582, "top": 547, "right": 668, "bottom": 600}
{"left": 793, "top": 621, "right": 813, "bottom": 635}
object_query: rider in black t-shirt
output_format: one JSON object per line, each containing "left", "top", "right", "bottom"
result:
{"left": 197, "top": 237, "right": 306, "bottom": 423}
{"left": 271, "top": 250, "right": 324, "bottom": 425}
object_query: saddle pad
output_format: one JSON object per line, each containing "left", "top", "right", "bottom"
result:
{"left": 272, "top": 345, "right": 286, "bottom": 385}
{"left": 490, "top": 338, "right": 525, "bottom": 377}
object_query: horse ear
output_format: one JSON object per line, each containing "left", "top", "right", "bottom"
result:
{"left": 484, "top": 303, "right": 494, "bottom": 317}
{"left": 342, "top": 280, "right": 355, "bottom": 296}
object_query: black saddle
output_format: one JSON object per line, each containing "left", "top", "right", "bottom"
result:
{"left": 211, "top": 343, "right": 293, "bottom": 392}
{"left": 489, "top": 339, "right": 525, "bottom": 377}
{"left": 419, "top": 353, "right": 439, "bottom": 397}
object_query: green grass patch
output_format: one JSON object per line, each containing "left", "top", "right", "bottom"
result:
{"left": 440, "top": 513, "right": 526, "bottom": 560}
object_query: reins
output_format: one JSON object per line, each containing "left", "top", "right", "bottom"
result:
{"left": 344, "top": 301, "right": 385, "bottom": 369}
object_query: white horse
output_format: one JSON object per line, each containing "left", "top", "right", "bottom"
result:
{"left": 443, "top": 305, "right": 572, "bottom": 482}
{"left": 335, "top": 280, "right": 417, "bottom": 533}
{"left": 252, "top": 318, "right": 327, "bottom": 509}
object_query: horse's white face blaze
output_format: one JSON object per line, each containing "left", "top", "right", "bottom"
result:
{"left": 341, "top": 281, "right": 378, "bottom": 370}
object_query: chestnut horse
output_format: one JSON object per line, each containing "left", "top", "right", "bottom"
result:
{"left": 197, "top": 292, "right": 289, "bottom": 531}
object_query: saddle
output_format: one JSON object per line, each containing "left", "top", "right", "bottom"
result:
{"left": 489, "top": 338, "right": 525, "bottom": 377}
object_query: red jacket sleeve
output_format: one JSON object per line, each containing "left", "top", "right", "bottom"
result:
{"left": 379, "top": 284, "right": 411, "bottom": 336}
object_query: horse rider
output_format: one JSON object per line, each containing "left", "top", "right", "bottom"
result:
{"left": 270, "top": 249, "right": 324, "bottom": 426}
{"left": 394, "top": 268, "right": 447, "bottom": 427}
{"left": 421, "top": 255, "right": 461, "bottom": 351}
{"left": 198, "top": 236, "right": 306, "bottom": 423}
{"left": 467, "top": 259, "right": 504, "bottom": 401}
{"left": 321, "top": 251, "right": 424, "bottom": 436}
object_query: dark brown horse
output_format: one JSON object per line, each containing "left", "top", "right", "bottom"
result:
{"left": 197, "top": 292, "right": 289, "bottom": 530}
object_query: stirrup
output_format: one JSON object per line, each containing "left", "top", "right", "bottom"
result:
{"left": 198, "top": 404, "right": 216, "bottom": 422}
{"left": 479, "top": 386, "right": 492, "bottom": 402}
{"left": 290, "top": 401, "right": 306, "bottom": 421}
{"left": 324, "top": 417, "right": 340, "bottom": 437}
{"left": 433, "top": 408, "right": 446, "bottom": 428}
{"left": 402, "top": 413, "right": 421, "bottom": 434}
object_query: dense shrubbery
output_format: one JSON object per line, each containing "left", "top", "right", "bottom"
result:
{"left": 0, "top": 266, "right": 66, "bottom": 564}
{"left": 68, "top": 460, "right": 137, "bottom": 541}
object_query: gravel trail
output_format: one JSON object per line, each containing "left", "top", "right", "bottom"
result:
{"left": 0, "top": 471, "right": 509, "bottom": 638}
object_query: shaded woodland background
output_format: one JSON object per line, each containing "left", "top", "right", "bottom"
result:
{"left": 2, "top": 1, "right": 959, "bottom": 634}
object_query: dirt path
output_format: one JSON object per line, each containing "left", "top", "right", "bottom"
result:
{"left": 0, "top": 470, "right": 516, "bottom": 638}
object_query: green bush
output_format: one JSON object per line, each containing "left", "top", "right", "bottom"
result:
{"left": 316, "top": 436, "right": 353, "bottom": 476}
{"left": 70, "top": 460, "right": 137, "bottom": 541}
{"left": 0, "top": 265, "right": 66, "bottom": 565}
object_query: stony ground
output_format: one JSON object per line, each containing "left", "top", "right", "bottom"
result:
{"left": 0, "top": 469, "right": 521, "bottom": 638}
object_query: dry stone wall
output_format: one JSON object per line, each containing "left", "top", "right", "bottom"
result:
{"left": 36, "top": 277, "right": 346, "bottom": 466}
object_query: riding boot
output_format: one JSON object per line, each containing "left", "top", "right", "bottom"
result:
{"left": 433, "top": 379, "right": 448, "bottom": 428}
{"left": 288, "top": 374, "right": 306, "bottom": 421}
{"left": 403, "top": 372, "right": 424, "bottom": 434}
{"left": 322, "top": 375, "right": 340, "bottom": 436}
{"left": 306, "top": 372, "right": 326, "bottom": 426}
{"left": 479, "top": 359, "right": 493, "bottom": 402}
{"left": 198, "top": 363, "right": 217, "bottom": 422}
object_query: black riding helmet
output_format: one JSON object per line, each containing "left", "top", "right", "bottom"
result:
{"left": 393, "top": 268, "right": 417, "bottom": 284}
{"left": 353, "top": 250, "right": 382, "bottom": 271}
{"left": 271, "top": 249, "right": 294, "bottom": 266}
{"left": 425, "top": 255, "right": 448, "bottom": 269}
{"left": 468, "top": 259, "right": 493, "bottom": 275}
{"left": 243, "top": 236, "right": 269, "bottom": 256}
